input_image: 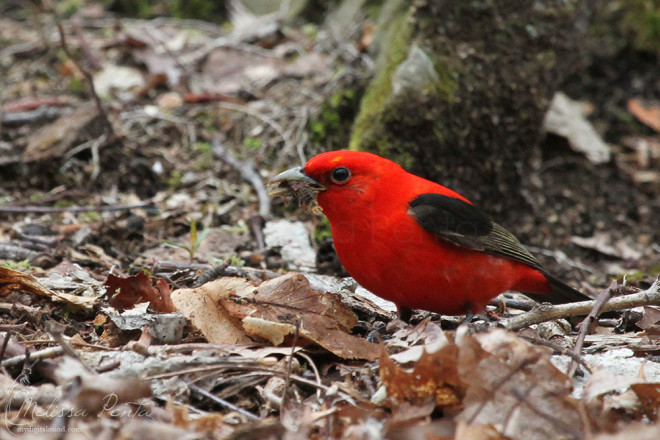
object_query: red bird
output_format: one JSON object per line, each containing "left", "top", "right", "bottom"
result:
{"left": 269, "top": 150, "right": 589, "bottom": 316}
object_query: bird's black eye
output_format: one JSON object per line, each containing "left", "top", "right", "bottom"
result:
{"left": 330, "top": 167, "right": 351, "bottom": 184}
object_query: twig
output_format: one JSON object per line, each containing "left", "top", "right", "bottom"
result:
{"left": 248, "top": 214, "right": 265, "bottom": 250}
{"left": 466, "top": 358, "right": 533, "bottom": 424}
{"left": 567, "top": 281, "right": 617, "bottom": 377}
{"left": 295, "top": 351, "right": 323, "bottom": 402}
{"left": 0, "top": 244, "right": 39, "bottom": 261}
{"left": 55, "top": 19, "right": 116, "bottom": 140}
{"left": 0, "top": 201, "right": 155, "bottom": 214}
{"left": 1, "top": 106, "right": 64, "bottom": 126}
{"left": 188, "top": 382, "right": 260, "bottom": 421}
{"left": 1, "top": 345, "right": 64, "bottom": 368}
{"left": 48, "top": 325, "right": 94, "bottom": 373}
{"left": 3, "top": 97, "right": 69, "bottom": 113}
{"left": 212, "top": 136, "right": 271, "bottom": 218}
{"left": 281, "top": 319, "right": 301, "bottom": 418}
{"left": 216, "top": 102, "right": 294, "bottom": 164}
{"left": 500, "top": 278, "right": 660, "bottom": 331}
{"left": 0, "top": 331, "right": 10, "bottom": 364}
{"left": 72, "top": 20, "right": 101, "bottom": 70}
{"left": 0, "top": 323, "right": 29, "bottom": 333}
{"left": 510, "top": 387, "right": 582, "bottom": 438}
{"left": 520, "top": 336, "right": 592, "bottom": 374}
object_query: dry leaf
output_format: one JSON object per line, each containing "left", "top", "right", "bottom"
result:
{"left": 456, "top": 328, "right": 583, "bottom": 439}
{"left": 627, "top": 98, "right": 660, "bottom": 133}
{"left": 630, "top": 383, "right": 660, "bottom": 421}
{"left": 454, "top": 421, "right": 510, "bottom": 440}
{"left": 55, "top": 358, "right": 151, "bottom": 415}
{"left": 380, "top": 343, "right": 464, "bottom": 408}
{"left": 543, "top": 92, "right": 610, "bottom": 163}
{"left": 22, "top": 104, "right": 102, "bottom": 162}
{"left": 594, "top": 422, "right": 660, "bottom": 440}
{"left": 221, "top": 272, "right": 378, "bottom": 360}
{"left": 637, "top": 306, "right": 660, "bottom": 335}
{"left": 104, "top": 272, "right": 174, "bottom": 312}
{"left": 0, "top": 267, "right": 53, "bottom": 297}
{"left": 171, "top": 277, "right": 253, "bottom": 345}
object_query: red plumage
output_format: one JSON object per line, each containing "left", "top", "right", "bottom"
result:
{"left": 270, "top": 150, "right": 588, "bottom": 316}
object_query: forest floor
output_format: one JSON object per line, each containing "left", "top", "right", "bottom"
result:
{"left": 1, "top": 3, "right": 660, "bottom": 439}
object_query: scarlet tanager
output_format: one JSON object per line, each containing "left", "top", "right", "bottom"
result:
{"left": 268, "top": 150, "right": 590, "bottom": 316}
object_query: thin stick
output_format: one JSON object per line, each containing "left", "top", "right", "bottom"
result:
{"left": 212, "top": 136, "right": 271, "bottom": 219}
{"left": 501, "top": 278, "right": 660, "bottom": 331}
{"left": 567, "top": 281, "right": 617, "bottom": 377}
{"left": 188, "top": 382, "right": 260, "bottom": 421}
{"left": 281, "top": 319, "right": 301, "bottom": 416}
{"left": 0, "top": 202, "right": 155, "bottom": 214}
{"left": 55, "top": 19, "right": 115, "bottom": 139}
{"left": 0, "top": 331, "right": 10, "bottom": 364}
{"left": 1, "top": 346, "right": 64, "bottom": 368}
{"left": 216, "top": 102, "right": 293, "bottom": 161}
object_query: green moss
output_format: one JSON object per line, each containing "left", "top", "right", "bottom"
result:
{"left": 313, "top": 216, "right": 333, "bottom": 244}
{"left": 195, "top": 141, "right": 212, "bottom": 155}
{"left": 79, "top": 210, "right": 102, "bottom": 223}
{"left": 244, "top": 137, "right": 262, "bottom": 150}
{"left": 349, "top": 7, "right": 413, "bottom": 150}
{"left": 169, "top": 0, "right": 215, "bottom": 20}
{"left": 54, "top": 200, "right": 74, "bottom": 208}
{"left": 621, "top": 0, "right": 660, "bottom": 53}
{"left": 113, "top": 0, "right": 156, "bottom": 18}
{"left": 166, "top": 169, "right": 183, "bottom": 189}
{"left": 1, "top": 259, "right": 39, "bottom": 271}
{"left": 308, "top": 88, "right": 359, "bottom": 149}
{"left": 57, "top": 0, "right": 85, "bottom": 17}
{"left": 68, "top": 77, "right": 86, "bottom": 95}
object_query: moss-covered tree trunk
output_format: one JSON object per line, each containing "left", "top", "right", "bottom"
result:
{"left": 351, "top": 0, "right": 592, "bottom": 232}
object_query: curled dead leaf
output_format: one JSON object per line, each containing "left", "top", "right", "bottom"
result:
{"left": 104, "top": 272, "right": 174, "bottom": 312}
{"left": 380, "top": 343, "right": 464, "bottom": 408}
{"left": 222, "top": 272, "right": 378, "bottom": 360}
{"left": 170, "top": 277, "right": 254, "bottom": 345}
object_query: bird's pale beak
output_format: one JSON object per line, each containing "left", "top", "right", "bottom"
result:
{"left": 267, "top": 167, "right": 325, "bottom": 196}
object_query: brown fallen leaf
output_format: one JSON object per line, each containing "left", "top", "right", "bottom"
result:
{"left": 456, "top": 328, "right": 583, "bottom": 440}
{"left": 22, "top": 104, "right": 103, "bottom": 162}
{"left": 55, "top": 357, "right": 151, "bottom": 415}
{"left": 170, "top": 277, "right": 254, "bottom": 345}
{"left": 221, "top": 272, "right": 378, "bottom": 360}
{"left": 627, "top": 98, "right": 660, "bottom": 133}
{"left": 0, "top": 267, "right": 53, "bottom": 297}
{"left": 636, "top": 306, "right": 660, "bottom": 335}
{"left": 380, "top": 343, "right": 464, "bottom": 408}
{"left": 454, "top": 421, "right": 510, "bottom": 440}
{"left": 0, "top": 267, "right": 97, "bottom": 306}
{"left": 103, "top": 272, "right": 174, "bottom": 312}
{"left": 594, "top": 422, "right": 660, "bottom": 440}
{"left": 630, "top": 382, "right": 660, "bottom": 421}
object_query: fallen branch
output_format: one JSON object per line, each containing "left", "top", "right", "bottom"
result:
{"left": 1, "top": 345, "right": 64, "bottom": 368}
{"left": 212, "top": 136, "right": 271, "bottom": 219}
{"left": 188, "top": 382, "right": 260, "bottom": 421}
{"left": 501, "top": 278, "right": 660, "bottom": 331}
{"left": 0, "top": 243, "right": 39, "bottom": 261}
{"left": 55, "top": 18, "right": 116, "bottom": 141}
{"left": 567, "top": 281, "right": 618, "bottom": 377}
{"left": 0, "top": 202, "right": 155, "bottom": 214}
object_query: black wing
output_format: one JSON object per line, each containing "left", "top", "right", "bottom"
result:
{"left": 408, "top": 193, "right": 590, "bottom": 304}
{"left": 408, "top": 193, "right": 543, "bottom": 271}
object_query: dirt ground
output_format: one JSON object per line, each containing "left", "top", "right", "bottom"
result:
{"left": 1, "top": 2, "right": 660, "bottom": 439}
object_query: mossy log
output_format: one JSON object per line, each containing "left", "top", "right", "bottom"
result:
{"left": 350, "top": 0, "right": 592, "bottom": 227}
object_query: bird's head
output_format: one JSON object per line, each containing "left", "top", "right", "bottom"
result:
{"left": 268, "top": 150, "right": 405, "bottom": 215}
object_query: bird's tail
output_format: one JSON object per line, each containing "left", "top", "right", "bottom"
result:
{"left": 523, "top": 271, "right": 591, "bottom": 305}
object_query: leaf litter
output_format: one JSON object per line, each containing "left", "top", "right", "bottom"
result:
{"left": 0, "top": 3, "right": 660, "bottom": 440}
